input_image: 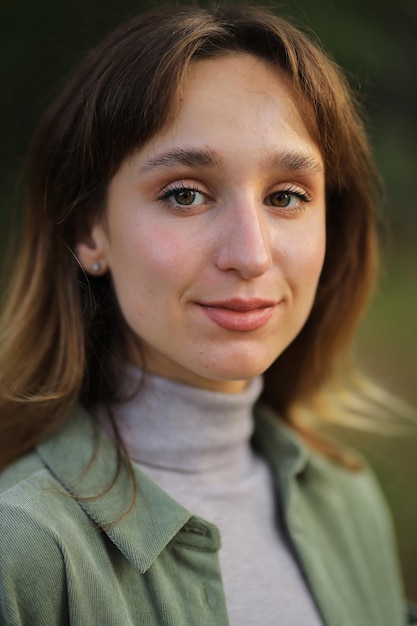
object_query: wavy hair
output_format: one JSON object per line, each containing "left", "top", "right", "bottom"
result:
{"left": 0, "top": 4, "right": 379, "bottom": 469}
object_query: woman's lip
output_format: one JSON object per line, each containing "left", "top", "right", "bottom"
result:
{"left": 198, "top": 299, "right": 278, "bottom": 331}
{"left": 199, "top": 298, "right": 278, "bottom": 311}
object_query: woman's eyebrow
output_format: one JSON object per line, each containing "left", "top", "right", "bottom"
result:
{"left": 268, "top": 151, "right": 324, "bottom": 174}
{"left": 139, "top": 146, "right": 323, "bottom": 175}
{"left": 139, "top": 147, "right": 220, "bottom": 172}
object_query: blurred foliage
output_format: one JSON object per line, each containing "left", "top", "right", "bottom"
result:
{"left": 1, "top": 0, "right": 416, "bottom": 602}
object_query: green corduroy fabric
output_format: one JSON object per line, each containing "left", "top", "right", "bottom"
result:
{"left": 0, "top": 404, "right": 408, "bottom": 625}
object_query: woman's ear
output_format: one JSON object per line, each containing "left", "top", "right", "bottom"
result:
{"left": 76, "top": 223, "right": 109, "bottom": 276}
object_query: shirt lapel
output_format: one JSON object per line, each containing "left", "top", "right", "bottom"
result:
{"left": 37, "top": 404, "right": 192, "bottom": 573}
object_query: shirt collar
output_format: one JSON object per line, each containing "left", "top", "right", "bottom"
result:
{"left": 36, "top": 401, "right": 308, "bottom": 572}
{"left": 253, "top": 402, "right": 310, "bottom": 480}
{"left": 37, "top": 404, "right": 194, "bottom": 573}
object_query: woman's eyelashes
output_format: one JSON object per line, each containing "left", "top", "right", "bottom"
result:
{"left": 157, "top": 180, "right": 313, "bottom": 215}
{"left": 158, "top": 182, "right": 212, "bottom": 212}
{"left": 266, "top": 186, "right": 312, "bottom": 213}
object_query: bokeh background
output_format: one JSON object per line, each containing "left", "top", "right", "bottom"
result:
{"left": 1, "top": 0, "right": 416, "bottom": 603}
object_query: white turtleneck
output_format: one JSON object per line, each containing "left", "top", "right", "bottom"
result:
{"left": 95, "top": 369, "right": 322, "bottom": 625}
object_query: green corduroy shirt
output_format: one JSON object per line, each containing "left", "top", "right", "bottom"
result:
{"left": 0, "top": 403, "right": 409, "bottom": 625}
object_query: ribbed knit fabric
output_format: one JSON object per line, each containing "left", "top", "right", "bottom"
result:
{"left": 95, "top": 369, "right": 322, "bottom": 625}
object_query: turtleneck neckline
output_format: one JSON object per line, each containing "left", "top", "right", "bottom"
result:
{"left": 96, "top": 367, "right": 263, "bottom": 474}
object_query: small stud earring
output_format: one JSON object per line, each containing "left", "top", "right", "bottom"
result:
{"left": 92, "top": 262, "right": 101, "bottom": 272}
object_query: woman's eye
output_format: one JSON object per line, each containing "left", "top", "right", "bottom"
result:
{"left": 159, "top": 186, "right": 208, "bottom": 208}
{"left": 268, "top": 190, "right": 309, "bottom": 210}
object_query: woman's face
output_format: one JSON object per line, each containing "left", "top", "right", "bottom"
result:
{"left": 84, "top": 54, "right": 326, "bottom": 392}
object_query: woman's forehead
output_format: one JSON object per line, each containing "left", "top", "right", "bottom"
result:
{"left": 132, "top": 54, "right": 323, "bottom": 172}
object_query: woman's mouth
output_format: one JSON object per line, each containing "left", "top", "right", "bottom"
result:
{"left": 198, "top": 298, "right": 278, "bottom": 331}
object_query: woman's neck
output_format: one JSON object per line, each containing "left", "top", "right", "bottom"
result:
{"left": 95, "top": 368, "right": 263, "bottom": 474}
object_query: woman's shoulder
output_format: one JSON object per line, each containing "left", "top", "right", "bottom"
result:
{"left": 0, "top": 450, "right": 71, "bottom": 621}
{"left": 0, "top": 408, "right": 106, "bottom": 545}
{"left": 0, "top": 438, "right": 129, "bottom": 626}
{"left": 0, "top": 445, "right": 86, "bottom": 545}
{"left": 0, "top": 449, "right": 45, "bottom": 494}
{"left": 254, "top": 402, "right": 407, "bottom": 624}
{"left": 0, "top": 449, "right": 62, "bottom": 528}
{"left": 255, "top": 402, "right": 396, "bottom": 530}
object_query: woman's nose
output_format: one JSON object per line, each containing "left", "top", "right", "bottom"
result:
{"left": 215, "top": 201, "right": 273, "bottom": 279}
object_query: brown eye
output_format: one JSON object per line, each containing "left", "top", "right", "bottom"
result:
{"left": 269, "top": 191, "right": 292, "bottom": 208}
{"left": 266, "top": 189, "right": 310, "bottom": 212}
{"left": 173, "top": 189, "right": 197, "bottom": 205}
{"left": 160, "top": 186, "right": 208, "bottom": 208}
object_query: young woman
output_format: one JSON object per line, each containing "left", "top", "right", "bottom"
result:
{"left": 0, "top": 4, "right": 413, "bottom": 625}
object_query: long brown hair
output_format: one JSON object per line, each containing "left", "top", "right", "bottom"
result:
{"left": 0, "top": 4, "right": 378, "bottom": 469}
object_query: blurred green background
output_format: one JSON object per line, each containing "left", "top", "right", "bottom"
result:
{"left": 1, "top": 0, "right": 416, "bottom": 603}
